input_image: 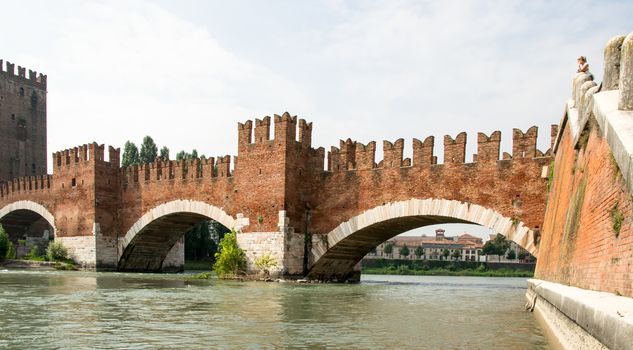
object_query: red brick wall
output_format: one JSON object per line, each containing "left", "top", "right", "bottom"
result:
{"left": 535, "top": 118, "right": 633, "bottom": 296}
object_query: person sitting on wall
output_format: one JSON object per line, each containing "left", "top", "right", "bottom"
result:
{"left": 577, "top": 56, "right": 593, "bottom": 80}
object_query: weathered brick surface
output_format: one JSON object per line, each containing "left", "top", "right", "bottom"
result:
{"left": 535, "top": 119, "right": 633, "bottom": 297}
{"left": 0, "top": 60, "right": 47, "bottom": 182}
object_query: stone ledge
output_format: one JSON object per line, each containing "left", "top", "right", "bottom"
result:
{"left": 592, "top": 90, "right": 633, "bottom": 195}
{"left": 528, "top": 279, "right": 633, "bottom": 350}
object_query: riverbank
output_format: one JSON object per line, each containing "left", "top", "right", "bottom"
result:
{"left": 0, "top": 259, "right": 77, "bottom": 271}
{"left": 363, "top": 266, "right": 533, "bottom": 277}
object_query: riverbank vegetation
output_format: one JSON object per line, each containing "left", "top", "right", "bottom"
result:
{"left": 362, "top": 258, "right": 534, "bottom": 277}
{"left": 363, "top": 264, "right": 533, "bottom": 277}
{"left": 0, "top": 224, "right": 76, "bottom": 270}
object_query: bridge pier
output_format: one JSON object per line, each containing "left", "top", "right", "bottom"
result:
{"left": 236, "top": 211, "right": 305, "bottom": 278}
{"left": 162, "top": 236, "right": 184, "bottom": 273}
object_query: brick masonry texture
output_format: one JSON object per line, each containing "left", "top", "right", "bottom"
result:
{"left": 0, "top": 60, "right": 47, "bottom": 183}
{"left": 535, "top": 117, "right": 633, "bottom": 297}
{"left": 0, "top": 111, "right": 553, "bottom": 274}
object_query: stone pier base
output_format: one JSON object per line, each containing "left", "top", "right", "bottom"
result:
{"left": 237, "top": 230, "right": 305, "bottom": 278}
{"left": 162, "top": 236, "right": 184, "bottom": 272}
{"left": 526, "top": 279, "right": 633, "bottom": 350}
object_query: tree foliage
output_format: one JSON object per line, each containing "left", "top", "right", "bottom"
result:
{"left": 121, "top": 141, "right": 139, "bottom": 167}
{"left": 451, "top": 249, "right": 462, "bottom": 261}
{"left": 414, "top": 246, "right": 424, "bottom": 259}
{"left": 139, "top": 136, "right": 158, "bottom": 164}
{"left": 176, "top": 149, "right": 202, "bottom": 161}
{"left": 383, "top": 242, "right": 393, "bottom": 256}
{"left": 185, "top": 221, "right": 228, "bottom": 261}
{"left": 442, "top": 249, "right": 450, "bottom": 260}
{"left": 506, "top": 249, "right": 516, "bottom": 260}
{"left": 0, "top": 224, "right": 9, "bottom": 259}
{"left": 212, "top": 230, "right": 246, "bottom": 278}
{"left": 399, "top": 244, "right": 410, "bottom": 258}
{"left": 159, "top": 146, "right": 170, "bottom": 160}
{"left": 482, "top": 234, "right": 511, "bottom": 262}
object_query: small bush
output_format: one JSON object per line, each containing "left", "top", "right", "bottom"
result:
{"left": 46, "top": 241, "right": 69, "bottom": 261}
{"left": 0, "top": 225, "right": 8, "bottom": 259}
{"left": 6, "top": 241, "right": 16, "bottom": 259}
{"left": 254, "top": 254, "right": 277, "bottom": 276}
{"left": 212, "top": 231, "right": 246, "bottom": 278}
{"left": 26, "top": 246, "right": 45, "bottom": 261}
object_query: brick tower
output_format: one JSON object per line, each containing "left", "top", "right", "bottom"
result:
{"left": 0, "top": 60, "right": 47, "bottom": 182}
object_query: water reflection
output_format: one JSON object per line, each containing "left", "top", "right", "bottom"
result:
{"left": 0, "top": 271, "right": 550, "bottom": 349}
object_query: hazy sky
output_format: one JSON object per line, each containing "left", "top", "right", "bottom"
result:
{"left": 3, "top": 0, "right": 632, "bottom": 240}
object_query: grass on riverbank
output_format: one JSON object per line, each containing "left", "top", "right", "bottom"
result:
{"left": 363, "top": 265, "right": 533, "bottom": 277}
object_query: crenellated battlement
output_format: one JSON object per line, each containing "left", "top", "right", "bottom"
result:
{"left": 0, "top": 174, "right": 52, "bottom": 198}
{"left": 444, "top": 132, "right": 467, "bottom": 164}
{"left": 324, "top": 126, "right": 555, "bottom": 173}
{"left": 237, "top": 112, "right": 314, "bottom": 151}
{"left": 0, "top": 59, "right": 47, "bottom": 89}
{"left": 52, "top": 143, "right": 119, "bottom": 173}
{"left": 120, "top": 155, "right": 234, "bottom": 187}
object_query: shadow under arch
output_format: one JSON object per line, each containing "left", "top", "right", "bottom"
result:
{"left": 118, "top": 200, "right": 236, "bottom": 272}
{"left": 308, "top": 198, "right": 538, "bottom": 281}
{"left": 0, "top": 200, "right": 56, "bottom": 236}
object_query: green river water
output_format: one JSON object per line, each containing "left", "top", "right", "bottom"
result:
{"left": 0, "top": 270, "right": 551, "bottom": 349}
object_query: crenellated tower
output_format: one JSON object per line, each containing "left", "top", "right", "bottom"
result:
{"left": 0, "top": 60, "right": 47, "bottom": 182}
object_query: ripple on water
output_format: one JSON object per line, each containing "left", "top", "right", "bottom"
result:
{"left": 0, "top": 271, "right": 550, "bottom": 349}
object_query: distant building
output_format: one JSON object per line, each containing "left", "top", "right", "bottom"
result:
{"left": 366, "top": 228, "right": 485, "bottom": 262}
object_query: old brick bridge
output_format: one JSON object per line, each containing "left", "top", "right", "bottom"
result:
{"left": 0, "top": 113, "right": 554, "bottom": 280}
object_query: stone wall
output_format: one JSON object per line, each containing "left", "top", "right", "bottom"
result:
{"left": 56, "top": 236, "right": 96, "bottom": 267}
{"left": 237, "top": 231, "right": 285, "bottom": 277}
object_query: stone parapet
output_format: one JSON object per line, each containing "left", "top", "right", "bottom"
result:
{"left": 527, "top": 279, "right": 633, "bottom": 350}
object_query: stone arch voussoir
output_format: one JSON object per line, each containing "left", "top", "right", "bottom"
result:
{"left": 0, "top": 200, "right": 56, "bottom": 237}
{"left": 119, "top": 199, "right": 237, "bottom": 259}
{"left": 311, "top": 198, "right": 537, "bottom": 264}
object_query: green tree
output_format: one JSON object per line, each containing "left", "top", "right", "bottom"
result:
{"left": 442, "top": 249, "right": 450, "bottom": 260}
{"left": 399, "top": 244, "right": 410, "bottom": 259}
{"left": 159, "top": 146, "right": 170, "bottom": 160}
{"left": 0, "top": 224, "right": 9, "bottom": 259}
{"left": 383, "top": 242, "right": 393, "bottom": 257}
{"left": 451, "top": 249, "right": 462, "bottom": 261}
{"left": 414, "top": 245, "right": 424, "bottom": 260}
{"left": 482, "top": 234, "right": 511, "bottom": 262}
{"left": 176, "top": 150, "right": 187, "bottom": 161}
{"left": 191, "top": 149, "right": 198, "bottom": 159}
{"left": 517, "top": 250, "right": 528, "bottom": 261}
{"left": 121, "top": 141, "right": 139, "bottom": 167}
{"left": 139, "top": 136, "right": 158, "bottom": 164}
{"left": 506, "top": 249, "right": 516, "bottom": 260}
{"left": 185, "top": 221, "right": 229, "bottom": 261}
{"left": 213, "top": 230, "right": 246, "bottom": 278}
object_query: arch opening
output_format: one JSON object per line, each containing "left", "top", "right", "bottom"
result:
{"left": 117, "top": 200, "right": 236, "bottom": 273}
{"left": 308, "top": 199, "right": 538, "bottom": 282}
{"left": 0, "top": 206, "right": 55, "bottom": 259}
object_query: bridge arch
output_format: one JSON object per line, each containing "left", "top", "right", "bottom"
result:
{"left": 118, "top": 200, "right": 237, "bottom": 272}
{"left": 308, "top": 198, "right": 538, "bottom": 281}
{"left": 0, "top": 200, "right": 56, "bottom": 236}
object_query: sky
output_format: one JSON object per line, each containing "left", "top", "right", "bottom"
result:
{"left": 2, "top": 0, "right": 632, "bottom": 241}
